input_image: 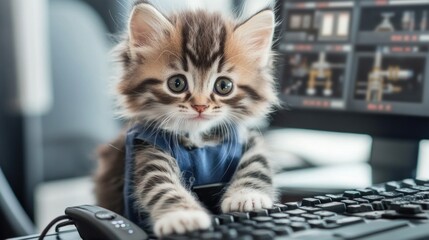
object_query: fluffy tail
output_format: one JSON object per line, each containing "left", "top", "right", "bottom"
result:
{"left": 93, "top": 132, "right": 126, "bottom": 214}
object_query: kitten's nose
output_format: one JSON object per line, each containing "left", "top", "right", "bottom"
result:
{"left": 192, "top": 105, "right": 209, "bottom": 113}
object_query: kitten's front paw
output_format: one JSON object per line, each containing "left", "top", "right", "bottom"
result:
{"left": 221, "top": 189, "right": 273, "bottom": 213}
{"left": 153, "top": 210, "right": 211, "bottom": 237}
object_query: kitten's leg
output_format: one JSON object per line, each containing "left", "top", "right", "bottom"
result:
{"left": 221, "top": 133, "right": 275, "bottom": 212}
{"left": 134, "top": 146, "right": 211, "bottom": 236}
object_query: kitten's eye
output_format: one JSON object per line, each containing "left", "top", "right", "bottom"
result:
{"left": 167, "top": 75, "right": 187, "bottom": 93}
{"left": 214, "top": 77, "right": 233, "bottom": 96}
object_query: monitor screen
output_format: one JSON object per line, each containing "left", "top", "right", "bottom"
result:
{"left": 275, "top": 0, "right": 429, "bottom": 118}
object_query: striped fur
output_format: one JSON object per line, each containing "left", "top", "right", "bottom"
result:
{"left": 221, "top": 132, "right": 275, "bottom": 212}
{"left": 95, "top": 1, "right": 278, "bottom": 237}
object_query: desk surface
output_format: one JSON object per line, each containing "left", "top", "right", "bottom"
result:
{"left": 8, "top": 230, "right": 81, "bottom": 240}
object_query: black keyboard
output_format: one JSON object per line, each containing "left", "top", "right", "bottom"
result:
{"left": 164, "top": 179, "right": 429, "bottom": 240}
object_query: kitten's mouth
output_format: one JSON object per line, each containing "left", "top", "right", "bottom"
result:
{"left": 191, "top": 114, "right": 209, "bottom": 121}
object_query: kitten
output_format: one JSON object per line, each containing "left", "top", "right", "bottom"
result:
{"left": 94, "top": 1, "right": 279, "bottom": 237}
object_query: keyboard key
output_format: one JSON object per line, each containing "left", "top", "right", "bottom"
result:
{"left": 285, "top": 209, "right": 306, "bottom": 216}
{"left": 321, "top": 223, "right": 341, "bottom": 229}
{"left": 401, "top": 179, "right": 416, "bottom": 188}
{"left": 240, "top": 220, "right": 256, "bottom": 227}
{"left": 214, "top": 225, "right": 229, "bottom": 232}
{"left": 363, "top": 195, "right": 385, "bottom": 202}
{"left": 379, "top": 191, "right": 403, "bottom": 198}
{"left": 389, "top": 201, "right": 410, "bottom": 210}
{"left": 403, "top": 194, "right": 423, "bottom": 201}
{"left": 307, "top": 219, "right": 326, "bottom": 228}
{"left": 396, "top": 204, "right": 423, "bottom": 214}
{"left": 216, "top": 215, "right": 234, "bottom": 224}
{"left": 236, "top": 235, "right": 252, "bottom": 240}
{"left": 264, "top": 207, "right": 281, "bottom": 214}
{"left": 272, "top": 226, "right": 292, "bottom": 236}
{"left": 325, "top": 215, "right": 347, "bottom": 223}
{"left": 272, "top": 203, "right": 288, "bottom": 211}
{"left": 212, "top": 218, "right": 220, "bottom": 227}
{"left": 381, "top": 198, "right": 395, "bottom": 209}
{"left": 368, "top": 186, "right": 384, "bottom": 194}
{"left": 187, "top": 231, "right": 203, "bottom": 238}
{"left": 335, "top": 216, "right": 364, "bottom": 226}
{"left": 220, "top": 229, "right": 238, "bottom": 239}
{"left": 226, "top": 230, "right": 239, "bottom": 239}
{"left": 273, "top": 219, "right": 291, "bottom": 226}
{"left": 416, "top": 191, "right": 429, "bottom": 199}
{"left": 395, "top": 188, "right": 419, "bottom": 195}
{"left": 255, "top": 223, "right": 276, "bottom": 230}
{"left": 248, "top": 210, "right": 269, "bottom": 217}
{"left": 227, "top": 222, "right": 242, "bottom": 228}
{"left": 284, "top": 202, "right": 299, "bottom": 210}
{"left": 412, "top": 185, "right": 429, "bottom": 191}
{"left": 343, "top": 191, "right": 361, "bottom": 199}
{"left": 299, "top": 206, "right": 321, "bottom": 213}
{"left": 385, "top": 181, "right": 401, "bottom": 191}
{"left": 415, "top": 179, "right": 429, "bottom": 185}
{"left": 406, "top": 194, "right": 425, "bottom": 201}
{"left": 269, "top": 213, "right": 289, "bottom": 219}
{"left": 356, "top": 188, "right": 374, "bottom": 196}
{"left": 290, "top": 216, "right": 306, "bottom": 222}
{"left": 252, "top": 216, "right": 272, "bottom": 223}
{"left": 314, "top": 196, "right": 332, "bottom": 203}
{"left": 353, "top": 198, "right": 370, "bottom": 204}
{"left": 411, "top": 200, "right": 429, "bottom": 210}
{"left": 325, "top": 194, "right": 346, "bottom": 201}
{"left": 341, "top": 200, "right": 358, "bottom": 205}
{"left": 301, "top": 214, "right": 321, "bottom": 220}
{"left": 314, "top": 211, "right": 336, "bottom": 218}
{"left": 228, "top": 212, "right": 249, "bottom": 222}
{"left": 235, "top": 226, "right": 252, "bottom": 235}
{"left": 371, "top": 201, "right": 384, "bottom": 210}
{"left": 200, "top": 232, "right": 223, "bottom": 239}
{"left": 290, "top": 222, "right": 310, "bottom": 231}
{"left": 315, "top": 202, "right": 346, "bottom": 213}
{"left": 333, "top": 220, "right": 408, "bottom": 239}
{"left": 301, "top": 198, "right": 321, "bottom": 207}
{"left": 251, "top": 230, "right": 275, "bottom": 240}
{"left": 346, "top": 204, "right": 374, "bottom": 213}
{"left": 364, "top": 212, "right": 383, "bottom": 220}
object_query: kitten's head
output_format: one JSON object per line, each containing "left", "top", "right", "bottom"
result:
{"left": 116, "top": 2, "right": 279, "bottom": 134}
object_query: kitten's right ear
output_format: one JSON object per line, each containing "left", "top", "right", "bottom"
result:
{"left": 128, "top": 3, "right": 173, "bottom": 48}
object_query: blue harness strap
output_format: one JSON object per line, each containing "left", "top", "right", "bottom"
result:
{"left": 123, "top": 125, "right": 243, "bottom": 230}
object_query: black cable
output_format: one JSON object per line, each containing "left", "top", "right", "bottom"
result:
{"left": 0, "top": 168, "right": 36, "bottom": 236}
{"left": 55, "top": 220, "right": 75, "bottom": 233}
{"left": 38, "top": 215, "right": 71, "bottom": 240}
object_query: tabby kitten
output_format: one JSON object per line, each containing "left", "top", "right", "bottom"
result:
{"left": 94, "top": 1, "right": 279, "bottom": 237}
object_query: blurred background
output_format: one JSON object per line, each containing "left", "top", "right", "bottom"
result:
{"left": 1, "top": 0, "right": 429, "bottom": 238}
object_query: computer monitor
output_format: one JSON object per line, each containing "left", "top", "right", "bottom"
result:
{"left": 271, "top": 0, "right": 429, "bottom": 183}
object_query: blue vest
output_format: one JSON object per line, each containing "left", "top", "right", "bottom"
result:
{"left": 123, "top": 125, "right": 243, "bottom": 230}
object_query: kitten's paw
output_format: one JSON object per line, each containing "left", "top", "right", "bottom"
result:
{"left": 153, "top": 210, "right": 211, "bottom": 237}
{"left": 221, "top": 190, "right": 273, "bottom": 213}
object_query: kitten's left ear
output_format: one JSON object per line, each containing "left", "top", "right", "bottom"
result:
{"left": 235, "top": 10, "right": 275, "bottom": 67}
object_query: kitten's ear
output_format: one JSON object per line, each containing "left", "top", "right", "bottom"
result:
{"left": 128, "top": 3, "right": 173, "bottom": 48}
{"left": 235, "top": 10, "right": 275, "bottom": 67}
